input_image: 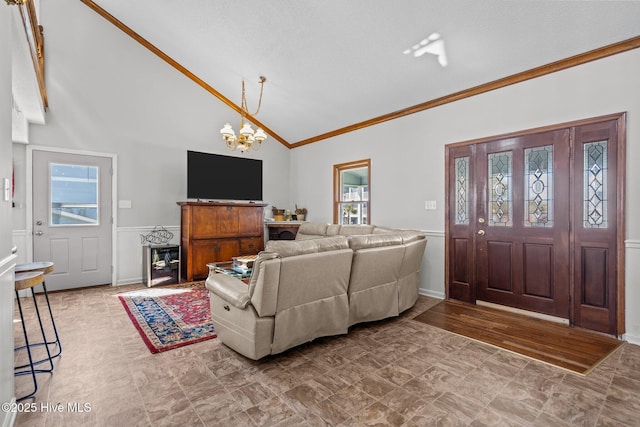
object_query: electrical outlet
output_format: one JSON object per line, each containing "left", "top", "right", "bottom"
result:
{"left": 424, "top": 200, "right": 437, "bottom": 210}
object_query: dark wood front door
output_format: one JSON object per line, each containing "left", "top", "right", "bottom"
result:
{"left": 446, "top": 113, "right": 625, "bottom": 335}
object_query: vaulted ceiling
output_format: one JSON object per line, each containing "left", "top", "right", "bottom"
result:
{"left": 14, "top": 1, "right": 640, "bottom": 148}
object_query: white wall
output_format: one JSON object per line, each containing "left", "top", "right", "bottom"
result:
{"left": 1, "top": 5, "right": 17, "bottom": 425}
{"left": 291, "top": 49, "right": 640, "bottom": 344}
{"left": 10, "top": 0, "right": 292, "bottom": 284}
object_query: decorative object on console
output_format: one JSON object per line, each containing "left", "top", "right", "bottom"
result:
{"left": 140, "top": 225, "right": 174, "bottom": 245}
{"left": 220, "top": 76, "right": 268, "bottom": 152}
{"left": 294, "top": 205, "right": 307, "bottom": 221}
{"left": 272, "top": 206, "right": 285, "bottom": 221}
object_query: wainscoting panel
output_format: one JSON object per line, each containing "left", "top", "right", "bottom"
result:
{"left": 625, "top": 240, "right": 640, "bottom": 345}
{"left": 0, "top": 253, "right": 17, "bottom": 427}
{"left": 116, "top": 226, "right": 180, "bottom": 285}
{"left": 419, "top": 230, "right": 445, "bottom": 299}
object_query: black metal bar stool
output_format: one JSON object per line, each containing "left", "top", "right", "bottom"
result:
{"left": 14, "top": 270, "right": 55, "bottom": 401}
{"left": 14, "top": 262, "right": 61, "bottom": 365}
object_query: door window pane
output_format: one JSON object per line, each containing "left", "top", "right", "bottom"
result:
{"left": 488, "top": 151, "right": 512, "bottom": 226}
{"left": 583, "top": 140, "right": 608, "bottom": 228}
{"left": 455, "top": 156, "right": 469, "bottom": 225}
{"left": 524, "top": 145, "right": 553, "bottom": 227}
{"left": 50, "top": 163, "right": 99, "bottom": 226}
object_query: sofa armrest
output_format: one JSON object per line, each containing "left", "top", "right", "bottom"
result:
{"left": 205, "top": 274, "right": 250, "bottom": 309}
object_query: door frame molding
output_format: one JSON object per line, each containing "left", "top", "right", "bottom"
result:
{"left": 26, "top": 145, "right": 118, "bottom": 287}
{"left": 444, "top": 112, "right": 626, "bottom": 335}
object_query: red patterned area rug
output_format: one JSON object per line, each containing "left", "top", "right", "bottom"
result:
{"left": 118, "top": 281, "right": 216, "bottom": 353}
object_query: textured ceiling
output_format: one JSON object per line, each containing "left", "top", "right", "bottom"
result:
{"left": 47, "top": 1, "right": 640, "bottom": 145}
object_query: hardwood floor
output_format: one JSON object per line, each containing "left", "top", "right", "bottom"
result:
{"left": 413, "top": 300, "right": 623, "bottom": 375}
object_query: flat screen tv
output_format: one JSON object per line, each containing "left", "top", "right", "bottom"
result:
{"left": 187, "top": 150, "right": 263, "bottom": 201}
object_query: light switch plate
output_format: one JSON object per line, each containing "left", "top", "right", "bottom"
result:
{"left": 424, "top": 200, "right": 437, "bottom": 210}
{"left": 3, "top": 178, "right": 10, "bottom": 202}
{"left": 118, "top": 200, "right": 132, "bottom": 209}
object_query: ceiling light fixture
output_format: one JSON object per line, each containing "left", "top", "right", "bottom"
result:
{"left": 5, "top": 0, "right": 27, "bottom": 5}
{"left": 403, "top": 33, "right": 447, "bottom": 67}
{"left": 220, "top": 76, "right": 267, "bottom": 153}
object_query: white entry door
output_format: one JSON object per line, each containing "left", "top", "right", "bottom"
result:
{"left": 32, "top": 150, "right": 113, "bottom": 291}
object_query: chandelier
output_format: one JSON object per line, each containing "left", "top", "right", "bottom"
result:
{"left": 220, "top": 76, "right": 268, "bottom": 152}
{"left": 5, "top": 0, "right": 27, "bottom": 5}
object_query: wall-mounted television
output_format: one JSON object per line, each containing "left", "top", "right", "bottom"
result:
{"left": 187, "top": 150, "right": 263, "bottom": 201}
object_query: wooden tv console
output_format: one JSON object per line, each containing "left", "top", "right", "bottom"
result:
{"left": 178, "top": 201, "right": 266, "bottom": 281}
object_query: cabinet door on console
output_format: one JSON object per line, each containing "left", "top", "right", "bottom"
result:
{"left": 191, "top": 239, "right": 240, "bottom": 278}
{"left": 238, "top": 207, "right": 264, "bottom": 236}
{"left": 192, "top": 206, "right": 240, "bottom": 238}
{"left": 240, "top": 237, "right": 264, "bottom": 255}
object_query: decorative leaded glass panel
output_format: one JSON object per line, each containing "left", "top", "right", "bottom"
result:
{"left": 455, "top": 156, "right": 469, "bottom": 225}
{"left": 524, "top": 145, "right": 553, "bottom": 227}
{"left": 584, "top": 140, "right": 608, "bottom": 228}
{"left": 488, "top": 151, "right": 512, "bottom": 226}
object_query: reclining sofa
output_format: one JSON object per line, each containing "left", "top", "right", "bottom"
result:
{"left": 205, "top": 222, "right": 427, "bottom": 360}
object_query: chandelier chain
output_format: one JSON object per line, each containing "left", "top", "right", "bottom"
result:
{"left": 241, "top": 76, "right": 266, "bottom": 120}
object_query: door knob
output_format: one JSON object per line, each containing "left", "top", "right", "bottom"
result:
{"left": 477, "top": 230, "right": 486, "bottom": 236}
{"left": 35, "top": 231, "right": 43, "bottom": 236}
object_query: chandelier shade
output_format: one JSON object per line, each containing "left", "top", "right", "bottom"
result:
{"left": 220, "top": 76, "right": 267, "bottom": 153}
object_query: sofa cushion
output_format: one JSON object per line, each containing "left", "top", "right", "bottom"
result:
{"left": 207, "top": 274, "right": 251, "bottom": 309}
{"left": 347, "top": 233, "right": 403, "bottom": 250}
{"left": 297, "top": 222, "right": 329, "bottom": 237}
{"left": 265, "top": 235, "right": 349, "bottom": 258}
{"left": 326, "top": 224, "right": 342, "bottom": 236}
{"left": 398, "top": 230, "right": 425, "bottom": 243}
{"left": 372, "top": 227, "right": 394, "bottom": 234}
{"left": 338, "top": 225, "right": 376, "bottom": 236}
{"left": 248, "top": 251, "right": 279, "bottom": 297}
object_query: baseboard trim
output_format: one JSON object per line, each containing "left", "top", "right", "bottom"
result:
{"left": 115, "top": 277, "right": 143, "bottom": 286}
{"left": 623, "top": 333, "right": 640, "bottom": 346}
{"left": 420, "top": 289, "right": 445, "bottom": 299}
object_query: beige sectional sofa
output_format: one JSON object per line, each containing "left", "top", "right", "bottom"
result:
{"left": 205, "top": 222, "right": 427, "bottom": 360}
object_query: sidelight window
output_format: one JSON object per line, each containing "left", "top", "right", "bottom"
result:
{"left": 454, "top": 156, "right": 469, "bottom": 225}
{"left": 583, "top": 140, "right": 608, "bottom": 228}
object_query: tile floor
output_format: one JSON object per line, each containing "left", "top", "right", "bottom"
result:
{"left": 11, "top": 283, "right": 640, "bottom": 426}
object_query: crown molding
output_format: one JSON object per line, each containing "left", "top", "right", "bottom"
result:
{"left": 291, "top": 36, "right": 640, "bottom": 148}
{"left": 79, "top": 0, "right": 639, "bottom": 152}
